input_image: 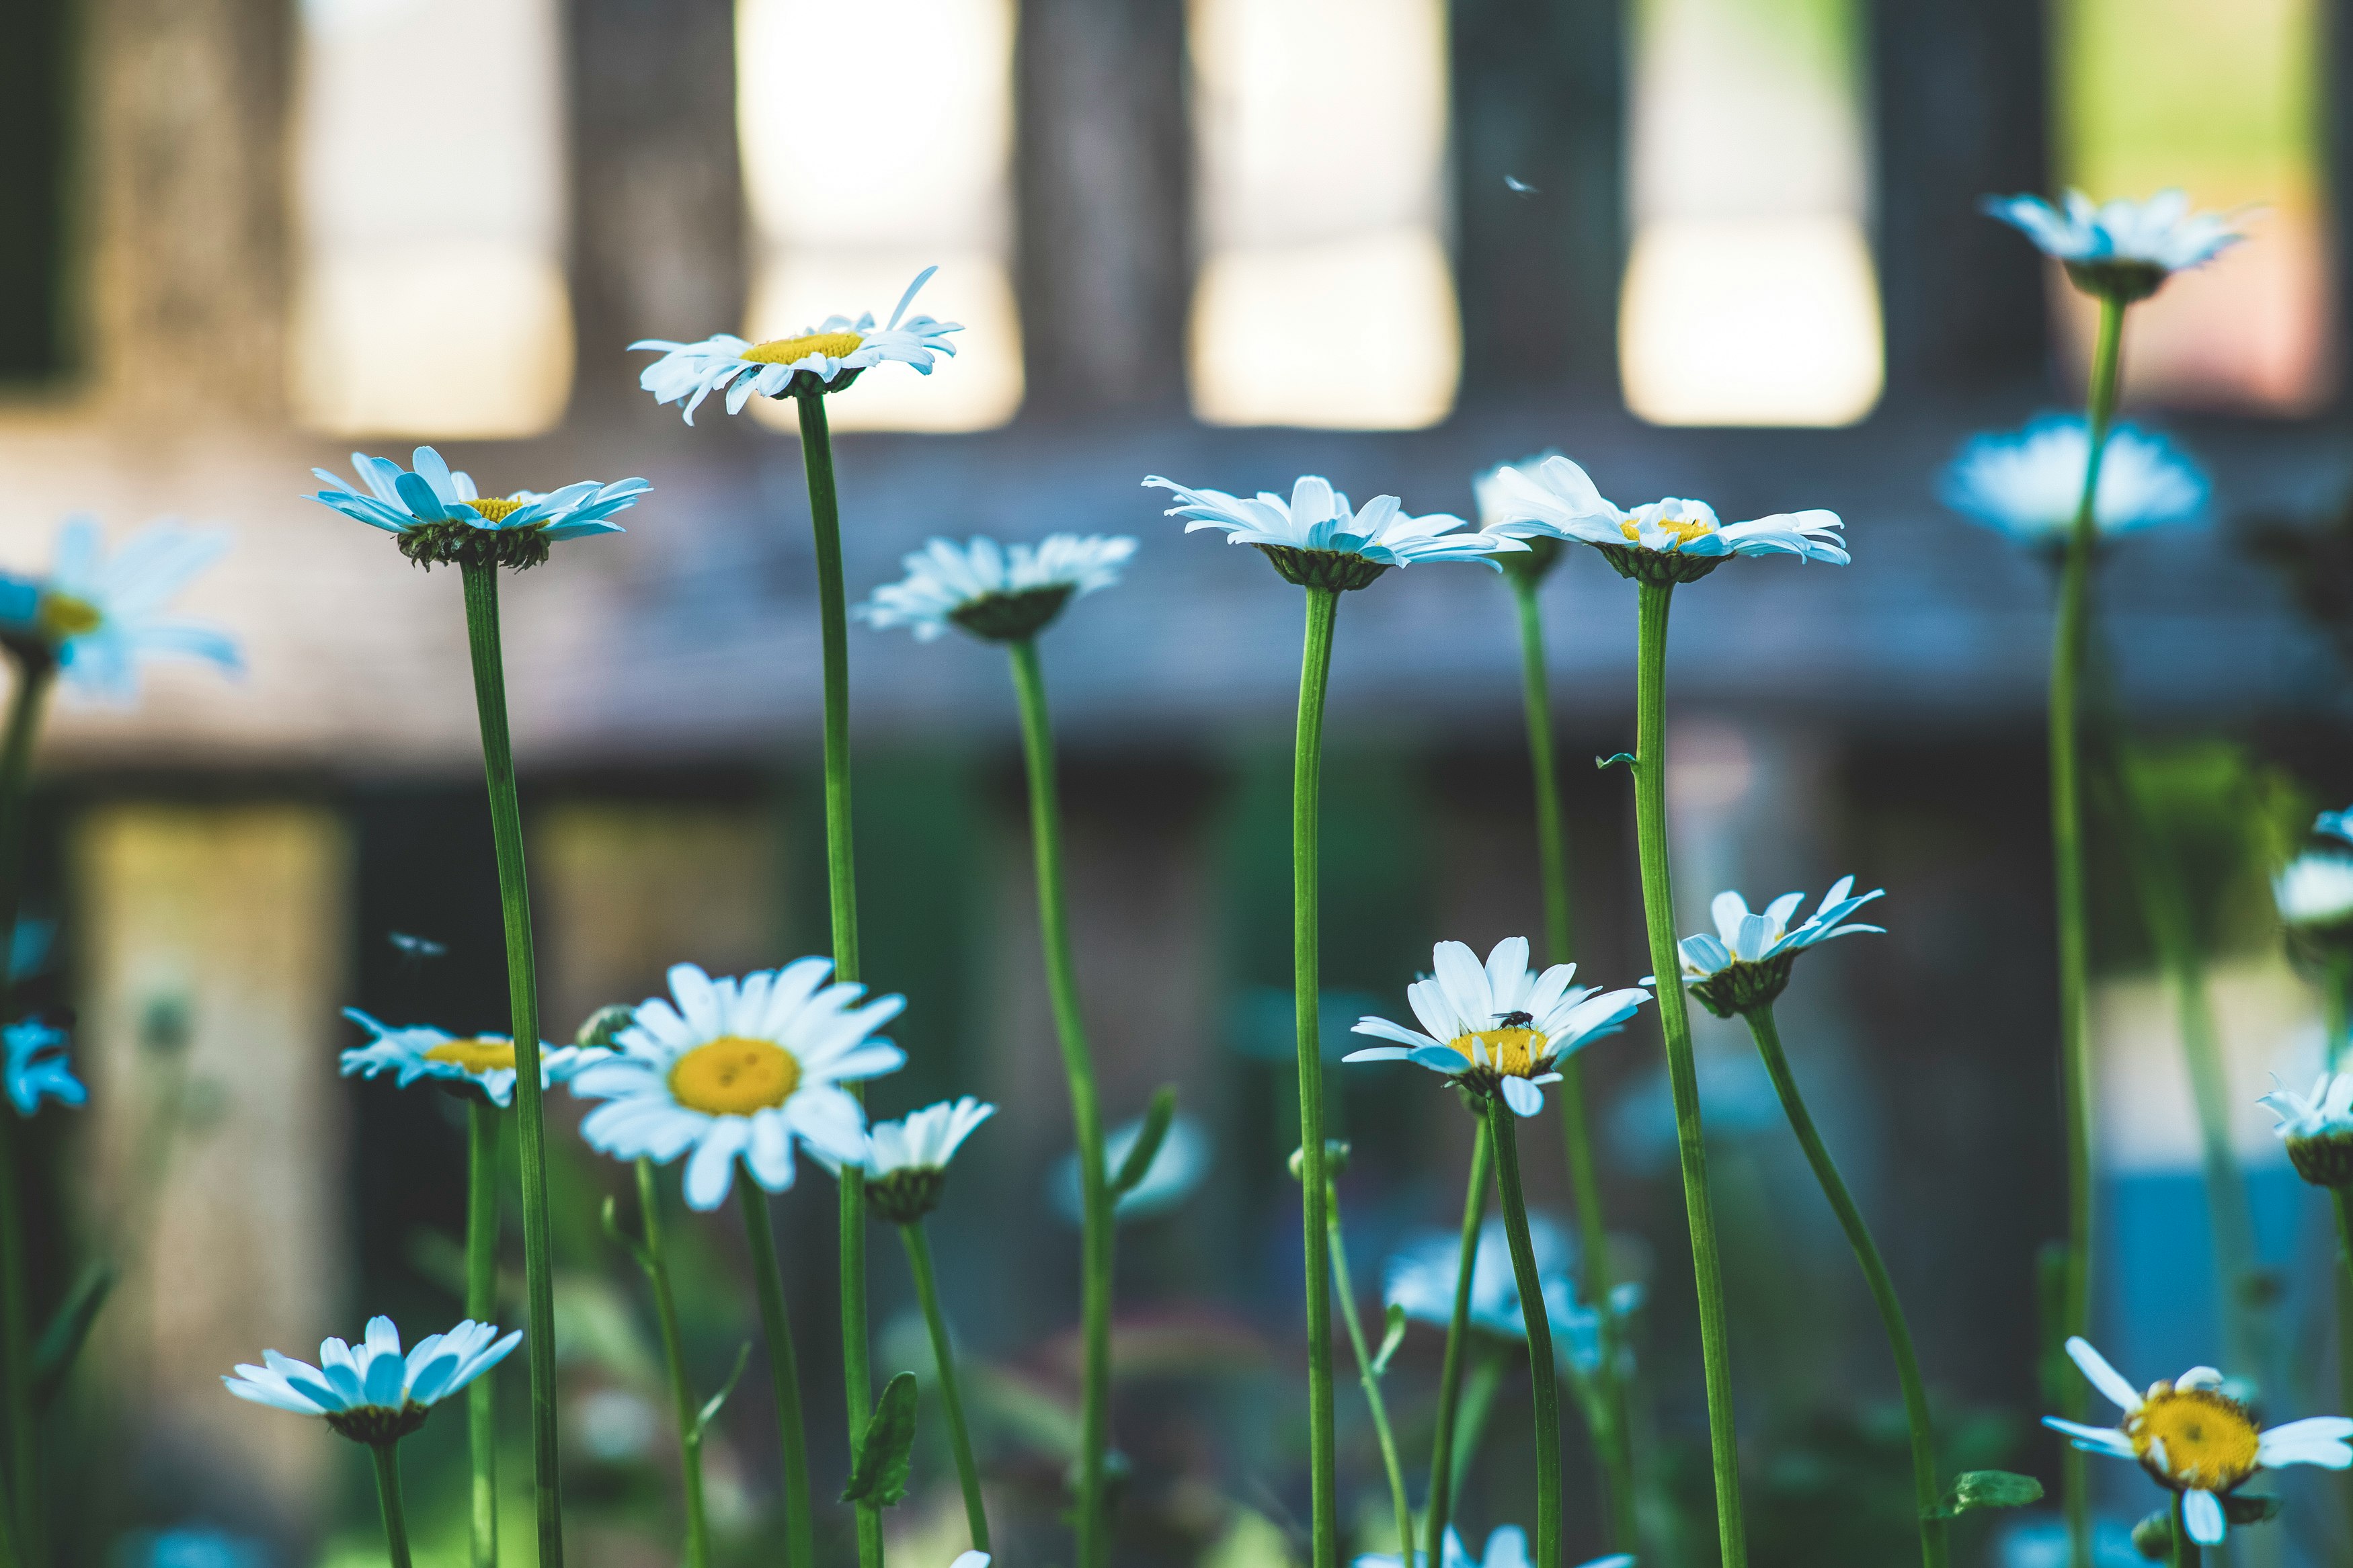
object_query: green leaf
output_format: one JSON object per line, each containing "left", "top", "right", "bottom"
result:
{"left": 1370, "top": 1303, "right": 1408, "bottom": 1378}
{"left": 1925, "top": 1469, "right": 2044, "bottom": 1520}
{"left": 694, "top": 1341, "right": 754, "bottom": 1438}
{"left": 840, "top": 1371, "right": 920, "bottom": 1507}
{"left": 1109, "top": 1086, "right": 1178, "bottom": 1198}
{"left": 32, "top": 1260, "right": 115, "bottom": 1409}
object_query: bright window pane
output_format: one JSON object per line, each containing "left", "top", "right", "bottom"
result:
{"left": 1187, "top": 0, "right": 1457, "bottom": 429}
{"left": 290, "top": 0, "right": 573, "bottom": 438}
{"left": 1619, "top": 0, "right": 1882, "bottom": 426}
{"left": 2057, "top": 0, "right": 2331, "bottom": 411}
{"left": 736, "top": 0, "right": 1021, "bottom": 433}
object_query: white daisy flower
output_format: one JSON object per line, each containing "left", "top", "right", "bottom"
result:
{"left": 1353, "top": 1522, "right": 1631, "bottom": 1568}
{"left": 1478, "top": 454, "right": 1846, "bottom": 586}
{"left": 950, "top": 1555, "right": 990, "bottom": 1568}
{"left": 1472, "top": 455, "right": 1572, "bottom": 583}
{"left": 338, "top": 1009, "right": 594, "bottom": 1108}
{"left": 633, "top": 267, "right": 963, "bottom": 423}
{"left": 3, "top": 1019, "right": 82, "bottom": 1117}
{"left": 859, "top": 534, "right": 1135, "bottom": 644}
{"left": 2315, "top": 806, "right": 2353, "bottom": 847}
{"left": 309, "top": 447, "right": 647, "bottom": 571}
{"left": 1942, "top": 417, "right": 2206, "bottom": 546}
{"left": 1345, "top": 937, "right": 1650, "bottom": 1117}
{"left": 1679, "top": 876, "right": 1885, "bottom": 1018}
{"left": 1384, "top": 1215, "right": 1641, "bottom": 1376}
{"left": 569, "top": 960, "right": 905, "bottom": 1212}
{"left": 1984, "top": 190, "right": 2245, "bottom": 301}
{"left": 1144, "top": 473, "right": 1524, "bottom": 592}
{"left": 1053, "top": 1109, "right": 1210, "bottom": 1225}
{"left": 2274, "top": 853, "right": 2353, "bottom": 932}
{"left": 223, "top": 1315, "right": 521, "bottom": 1446}
{"left": 864, "top": 1096, "right": 996, "bottom": 1224}
{"left": 2044, "top": 1335, "right": 2351, "bottom": 1546}
{"left": 2259, "top": 1070, "right": 2353, "bottom": 1188}
{"left": 0, "top": 518, "right": 241, "bottom": 701}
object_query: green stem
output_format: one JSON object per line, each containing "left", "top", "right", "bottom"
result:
{"left": 1324, "top": 1180, "right": 1414, "bottom": 1561}
{"left": 372, "top": 1442, "right": 416, "bottom": 1568}
{"left": 1511, "top": 573, "right": 1636, "bottom": 1554}
{"left": 792, "top": 390, "right": 881, "bottom": 1568}
{"left": 637, "top": 1161, "right": 713, "bottom": 1568}
{"left": 1486, "top": 1100, "right": 1562, "bottom": 1568}
{"left": 1425, "top": 1120, "right": 1492, "bottom": 1564}
{"left": 2052, "top": 292, "right": 2126, "bottom": 1568}
{"left": 465, "top": 1102, "right": 502, "bottom": 1568}
{"left": 1630, "top": 578, "right": 1747, "bottom": 1568}
{"left": 901, "top": 1223, "right": 990, "bottom": 1551}
{"left": 2171, "top": 1491, "right": 2198, "bottom": 1568}
{"left": 1447, "top": 1344, "right": 1507, "bottom": 1509}
{"left": 1292, "top": 585, "right": 1341, "bottom": 1568}
{"left": 457, "top": 561, "right": 561, "bottom": 1568}
{"left": 1743, "top": 1006, "right": 1944, "bottom": 1568}
{"left": 1005, "top": 637, "right": 1113, "bottom": 1567}
{"left": 740, "top": 1178, "right": 817, "bottom": 1568}
{"left": 0, "top": 655, "right": 50, "bottom": 1568}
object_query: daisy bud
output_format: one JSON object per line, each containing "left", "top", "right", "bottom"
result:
{"left": 1288, "top": 1139, "right": 1352, "bottom": 1182}
{"left": 573, "top": 1004, "right": 635, "bottom": 1052}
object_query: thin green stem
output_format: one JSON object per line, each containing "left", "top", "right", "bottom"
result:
{"left": 0, "top": 654, "right": 50, "bottom": 1568}
{"left": 2171, "top": 1491, "right": 2197, "bottom": 1568}
{"left": 740, "top": 1178, "right": 817, "bottom": 1568}
{"left": 1511, "top": 573, "right": 1636, "bottom": 1554}
{"left": 372, "top": 1442, "right": 415, "bottom": 1568}
{"left": 1425, "top": 1120, "right": 1492, "bottom": 1564}
{"left": 2052, "top": 292, "right": 2126, "bottom": 1568}
{"left": 1292, "top": 585, "right": 1341, "bottom": 1568}
{"left": 1486, "top": 1100, "right": 1562, "bottom": 1568}
{"left": 1006, "top": 637, "right": 1113, "bottom": 1567}
{"left": 1743, "top": 1007, "right": 1944, "bottom": 1568}
{"left": 637, "top": 1161, "right": 713, "bottom": 1568}
{"left": 1630, "top": 578, "right": 1747, "bottom": 1568}
{"left": 901, "top": 1223, "right": 990, "bottom": 1551}
{"left": 792, "top": 390, "right": 881, "bottom": 1568}
{"left": 1324, "top": 1179, "right": 1414, "bottom": 1561}
{"left": 465, "top": 1102, "right": 502, "bottom": 1568}
{"left": 457, "top": 561, "right": 561, "bottom": 1568}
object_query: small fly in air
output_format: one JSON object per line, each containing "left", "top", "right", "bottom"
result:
{"left": 1492, "top": 1009, "right": 1536, "bottom": 1029}
{"left": 388, "top": 932, "right": 448, "bottom": 963}
{"left": 1503, "top": 175, "right": 1539, "bottom": 196}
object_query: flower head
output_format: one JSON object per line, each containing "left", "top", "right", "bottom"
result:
{"left": 2315, "top": 806, "right": 2353, "bottom": 848}
{"left": 2275, "top": 853, "right": 2353, "bottom": 938}
{"left": 1679, "top": 876, "right": 1884, "bottom": 1017}
{"left": 1354, "top": 1523, "right": 1630, "bottom": 1568}
{"left": 339, "top": 1009, "right": 596, "bottom": 1108}
{"left": 1984, "top": 190, "right": 2245, "bottom": 302}
{"left": 3, "top": 1019, "right": 82, "bottom": 1117}
{"left": 309, "top": 447, "right": 647, "bottom": 572}
{"left": 1346, "top": 937, "right": 1649, "bottom": 1116}
{"left": 0, "top": 519, "right": 241, "bottom": 699}
{"left": 859, "top": 534, "right": 1135, "bottom": 644}
{"left": 1144, "top": 474, "right": 1522, "bottom": 592}
{"left": 1478, "top": 454, "right": 1846, "bottom": 586}
{"left": 223, "top": 1315, "right": 520, "bottom": 1446}
{"left": 2045, "top": 1335, "right": 2349, "bottom": 1546}
{"left": 1942, "top": 417, "right": 2206, "bottom": 546}
{"left": 2260, "top": 1071, "right": 2353, "bottom": 1188}
{"left": 865, "top": 1096, "right": 996, "bottom": 1224}
{"left": 1473, "top": 455, "right": 1572, "bottom": 585}
{"left": 569, "top": 960, "right": 904, "bottom": 1210}
{"left": 634, "top": 267, "right": 962, "bottom": 422}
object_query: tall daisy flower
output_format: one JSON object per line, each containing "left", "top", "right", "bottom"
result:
{"left": 1355, "top": 1522, "right": 1631, "bottom": 1568}
{"left": 859, "top": 534, "right": 1135, "bottom": 644}
{"left": 3, "top": 1020, "right": 81, "bottom": 1116}
{"left": 340, "top": 1010, "right": 591, "bottom": 1107}
{"left": 0, "top": 518, "right": 241, "bottom": 701}
{"left": 633, "top": 267, "right": 962, "bottom": 423}
{"left": 1984, "top": 190, "right": 2245, "bottom": 303}
{"left": 2046, "top": 1336, "right": 2350, "bottom": 1547}
{"left": 1678, "top": 877, "right": 1884, "bottom": 1018}
{"left": 1943, "top": 418, "right": 2206, "bottom": 548}
{"left": 1472, "top": 454, "right": 1570, "bottom": 585}
{"left": 309, "top": 446, "right": 647, "bottom": 572}
{"left": 1478, "top": 454, "right": 1846, "bottom": 587}
{"left": 2261, "top": 1070, "right": 2353, "bottom": 1188}
{"left": 1345, "top": 938, "right": 1648, "bottom": 1118}
{"left": 571, "top": 960, "right": 904, "bottom": 1211}
{"left": 1145, "top": 473, "right": 1522, "bottom": 591}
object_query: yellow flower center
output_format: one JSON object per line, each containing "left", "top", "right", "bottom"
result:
{"left": 745, "top": 331, "right": 865, "bottom": 366}
{"left": 36, "top": 591, "right": 102, "bottom": 641}
{"left": 2127, "top": 1386, "right": 2262, "bottom": 1491}
{"left": 668, "top": 1036, "right": 802, "bottom": 1116}
{"left": 424, "top": 1038, "right": 517, "bottom": 1074}
{"left": 1445, "top": 1026, "right": 1548, "bottom": 1077}
{"left": 1620, "top": 513, "right": 1716, "bottom": 546}
{"left": 464, "top": 497, "right": 526, "bottom": 523}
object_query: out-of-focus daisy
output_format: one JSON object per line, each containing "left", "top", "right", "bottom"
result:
{"left": 223, "top": 1315, "right": 520, "bottom": 1446}
{"left": 2260, "top": 1070, "right": 2353, "bottom": 1188}
{"left": 0, "top": 519, "right": 240, "bottom": 700}
{"left": 338, "top": 1009, "right": 593, "bottom": 1108}
{"left": 2044, "top": 1335, "right": 2350, "bottom": 1547}
{"left": 133, "top": 1525, "right": 272, "bottom": 1568}
{"left": 3, "top": 1019, "right": 82, "bottom": 1116}
{"left": 864, "top": 1096, "right": 996, "bottom": 1224}
{"left": 1144, "top": 474, "right": 1523, "bottom": 592}
{"left": 1472, "top": 454, "right": 1570, "bottom": 583}
{"left": 1679, "top": 877, "right": 1885, "bottom": 1018}
{"left": 1354, "top": 1522, "right": 1631, "bottom": 1568}
{"left": 2315, "top": 805, "right": 2353, "bottom": 847}
{"left": 1054, "top": 1109, "right": 1209, "bottom": 1225}
{"left": 569, "top": 960, "right": 904, "bottom": 1211}
{"left": 859, "top": 534, "right": 1135, "bottom": 644}
{"left": 1984, "top": 190, "right": 2245, "bottom": 302}
{"left": 1942, "top": 417, "right": 2206, "bottom": 547}
{"left": 634, "top": 267, "right": 962, "bottom": 423}
{"left": 1384, "top": 1214, "right": 1641, "bottom": 1376}
{"left": 1478, "top": 454, "right": 1845, "bottom": 586}
{"left": 1345, "top": 937, "right": 1648, "bottom": 1116}
{"left": 309, "top": 447, "right": 647, "bottom": 572}
{"left": 2275, "top": 853, "right": 2353, "bottom": 936}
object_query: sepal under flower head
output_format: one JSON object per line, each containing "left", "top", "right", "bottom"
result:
{"left": 1942, "top": 417, "right": 2206, "bottom": 548}
{"left": 633, "top": 267, "right": 962, "bottom": 421}
{"left": 865, "top": 1097, "right": 995, "bottom": 1224}
{"left": 1984, "top": 189, "right": 2245, "bottom": 302}
{"left": 1679, "top": 876, "right": 1884, "bottom": 1017}
{"left": 1478, "top": 454, "right": 1847, "bottom": 585}
{"left": 0, "top": 519, "right": 242, "bottom": 699}
{"left": 3, "top": 1018, "right": 83, "bottom": 1116}
{"left": 1145, "top": 473, "right": 1521, "bottom": 591}
{"left": 309, "top": 447, "right": 645, "bottom": 571}
{"left": 223, "top": 1315, "right": 520, "bottom": 1446}
{"left": 2260, "top": 1071, "right": 2353, "bottom": 1188}
{"left": 860, "top": 535, "right": 1135, "bottom": 644}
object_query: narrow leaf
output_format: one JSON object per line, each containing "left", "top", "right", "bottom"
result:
{"left": 694, "top": 1341, "right": 755, "bottom": 1437}
{"left": 1371, "top": 1303, "right": 1408, "bottom": 1378}
{"left": 840, "top": 1370, "right": 920, "bottom": 1506}
{"left": 32, "top": 1259, "right": 115, "bottom": 1409}
{"left": 1110, "top": 1085, "right": 1179, "bottom": 1198}
{"left": 1925, "top": 1469, "right": 2044, "bottom": 1520}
